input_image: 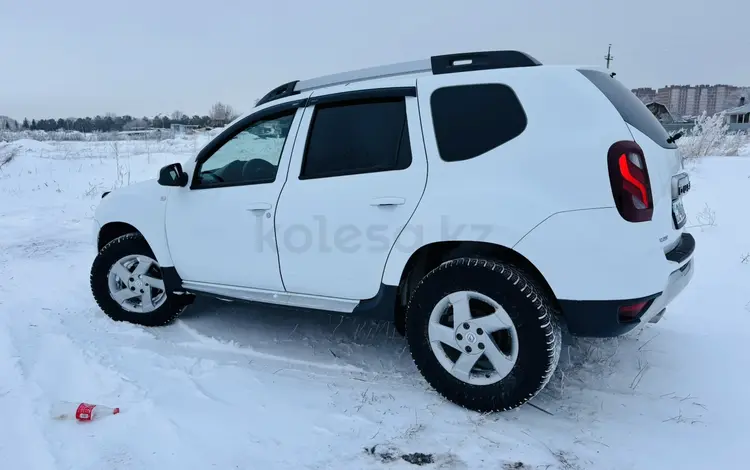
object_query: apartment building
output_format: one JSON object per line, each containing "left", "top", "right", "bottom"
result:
{"left": 632, "top": 84, "right": 745, "bottom": 118}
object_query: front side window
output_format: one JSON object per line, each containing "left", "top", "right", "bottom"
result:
{"left": 195, "top": 112, "right": 295, "bottom": 188}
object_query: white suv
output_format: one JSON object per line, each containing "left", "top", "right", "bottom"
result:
{"left": 90, "top": 50, "right": 695, "bottom": 412}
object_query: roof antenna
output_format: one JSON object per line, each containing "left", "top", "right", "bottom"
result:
{"left": 605, "top": 44, "right": 614, "bottom": 69}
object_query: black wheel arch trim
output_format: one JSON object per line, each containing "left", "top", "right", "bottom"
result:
{"left": 350, "top": 283, "right": 398, "bottom": 321}
{"left": 160, "top": 267, "right": 185, "bottom": 295}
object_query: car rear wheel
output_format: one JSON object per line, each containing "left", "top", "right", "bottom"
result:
{"left": 405, "top": 257, "right": 561, "bottom": 412}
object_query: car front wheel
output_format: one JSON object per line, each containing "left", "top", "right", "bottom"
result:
{"left": 90, "top": 233, "right": 187, "bottom": 326}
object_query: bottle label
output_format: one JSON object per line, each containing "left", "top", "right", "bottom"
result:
{"left": 75, "top": 403, "right": 97, "bottom": 421}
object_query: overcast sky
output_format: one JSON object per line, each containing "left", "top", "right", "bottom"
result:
{"left": 2, "top": 0, "right": 748, "bottom": 120}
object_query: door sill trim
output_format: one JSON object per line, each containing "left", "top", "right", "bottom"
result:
{"left": 181, "top": 281, "right": 359, "bottom": 313}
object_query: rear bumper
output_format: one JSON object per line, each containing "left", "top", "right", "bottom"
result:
{"left": 559, "top": 232, "right": 695, "bottom": 337}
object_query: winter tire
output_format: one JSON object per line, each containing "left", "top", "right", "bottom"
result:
{"left": 90, "top": 233, "right": 187, "bottom": 327}
{"left": 405, "top": 257, "right": 561, "bottom": 413}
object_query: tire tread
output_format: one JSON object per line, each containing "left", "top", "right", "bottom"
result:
{"left": 405, "top": 257, "right": 562, "bottom": 412}
{"left": 90, "top": 233, "right": 186, "bottom": 327}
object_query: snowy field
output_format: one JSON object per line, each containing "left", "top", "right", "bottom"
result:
{"left": 1, "top": 136, "right": 749, "bottom": 470}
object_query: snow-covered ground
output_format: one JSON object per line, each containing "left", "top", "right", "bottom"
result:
{"left": 1, "top": 137, "right": 748, "bottom": 469}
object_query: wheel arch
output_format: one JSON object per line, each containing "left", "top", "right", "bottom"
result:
{"left": 90, "top": 230, "right": 189, "bottom": 327}
{"left": 96, "top": 222, "right": 186, "bottom": 297}
{"left": 97, "top": 221, "right": 173, "bottom": 267}
{"left": 97, "top": 222, "right": 141, "bottom": 251}
{"left": 390, "top": 240, "right": 562, "bottom": 329}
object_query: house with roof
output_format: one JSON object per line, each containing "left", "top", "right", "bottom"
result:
{"left": 724, "top": 97, "right": 750, "bottom": 131}
{"left": 645, "top": 102, "right": 676, "bottom": 124}
{"left": 644, "top": 101, "right": 699, "bottom": 134}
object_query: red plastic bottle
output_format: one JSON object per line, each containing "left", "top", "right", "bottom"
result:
{"left": 50, "top": 401, "right": 120, "bottom": 421}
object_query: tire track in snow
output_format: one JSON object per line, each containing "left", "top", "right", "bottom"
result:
{"left": 174, "top": 319, "right": 369, "bottom": 373}
{"left": 168, "top": 319, "right": 427, "bottom": 392}
{"left": 0, "top": 322, "right": 59, "bottom": 470}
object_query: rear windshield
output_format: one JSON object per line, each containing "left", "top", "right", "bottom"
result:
{"left": 578, "top": 69, "right": 677, "bottom": 149}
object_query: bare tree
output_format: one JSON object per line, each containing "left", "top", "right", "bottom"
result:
{"left": 209, "top": 102, "right": 237, "bottom": 125}
{"left": 171, "top": 110, "right": 187, "bottom": 121}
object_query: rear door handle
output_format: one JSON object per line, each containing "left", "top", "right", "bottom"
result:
{"left": 246, "top": 202, "right": 272, "bottom": 212}
{"left": 370, "top": 197, "right": 405, "bottom": 207}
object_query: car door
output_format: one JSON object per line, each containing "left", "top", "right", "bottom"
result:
{"left": 165, "top": 96, "right": 308, "bottom": 291}
{"left": 274, "top": 84, "right": 428, "bottom": 300}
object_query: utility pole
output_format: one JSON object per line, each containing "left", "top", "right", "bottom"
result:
{"left": 604, "top": 44, "right": 614, "bottom": 69}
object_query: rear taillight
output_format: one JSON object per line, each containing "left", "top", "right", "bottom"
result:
{"left": 618, "top": 301, "right": 649, "bottom": 323}
{"left": 617, "top": 296, "right": 657, "bottom": 323}
{"left": 607, "top": 141, "right": 653, "bottom": 222}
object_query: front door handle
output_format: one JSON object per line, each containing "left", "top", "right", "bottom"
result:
{"left": 370, "top": 197, "right": 405, "bottom": 207}
{"left": 246, "top": 202, "right": 272, "bottom": 212}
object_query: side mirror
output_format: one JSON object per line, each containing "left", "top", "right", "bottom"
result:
{"left": 158, "top": 163, "right": 188, "bottom": 187}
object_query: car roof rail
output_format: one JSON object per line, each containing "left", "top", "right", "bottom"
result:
{"left": 430, "top": 50, "right": 541, "bottom": 75}
{"left": 254, "top": 50, "right": 541, "bottom": 107}
{"left": 255, "top": 80, "right": 301, "bottom": 107}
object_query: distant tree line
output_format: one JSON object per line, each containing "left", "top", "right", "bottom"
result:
{"left": 17, "top": 114, "right": 212, "bottom": 133}
{"left": 10, "top": 102, "right": 241, "bottom": 133}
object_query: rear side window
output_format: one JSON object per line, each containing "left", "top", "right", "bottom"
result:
{"left": 431, "top": 84, "right": 527, "bottom": 162}
{"left": 578, "top": 69, "right": 677, "bottom": 149}
{"left": 300, "top": 98, "right": 412, "bottom": 179}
